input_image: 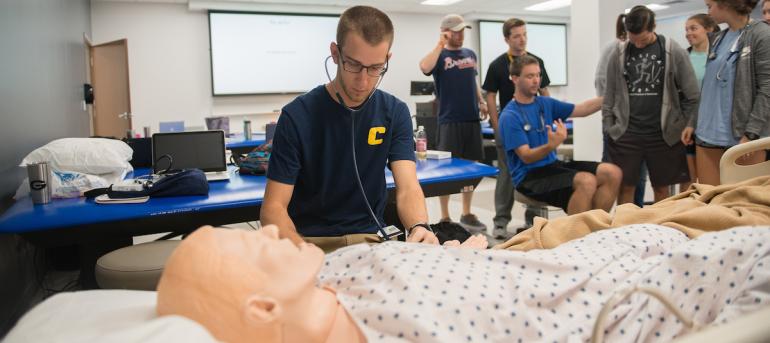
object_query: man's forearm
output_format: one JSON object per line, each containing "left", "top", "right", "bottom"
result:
{"left": 419, "top": 44, "right": 443, "bottom": 74}
{"left": 395, "top": 186, "right": 429, "bottom": 231}
{"left": 572, "top": 97, "right": 603, "bottom": 118}
{"left": 260, "top": 204, "right": 303, "bottom": 244}
{"left": 518, "top": 143, "right": 556, "bottom": 164}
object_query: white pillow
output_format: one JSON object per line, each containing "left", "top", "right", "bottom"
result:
{"left": 4, "top": 290, "right": 218, "bottom": 343}
{"left": 20, "top": 138, "right": 133, "bottom": 175}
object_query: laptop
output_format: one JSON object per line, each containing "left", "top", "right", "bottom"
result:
{"left": 152, "top": 130, "right": 230, "bottom": 181}
{"left": 159, "top": 121, "right": 185, "bottom": 133}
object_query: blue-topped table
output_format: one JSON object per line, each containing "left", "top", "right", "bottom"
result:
{"left": 0, "top": 158, "right": 497, "bottom": 242}
{"left": 0, "top": 158, "right": 495, "bottom": 287}
{"left": 480, "top": 119, "right": 574, "bottom": 140}
{"left": 225, "top": 132, "right": 266, "bottom": 152}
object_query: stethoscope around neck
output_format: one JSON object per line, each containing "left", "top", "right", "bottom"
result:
{"left": 708, "top": 20, "right": 752, "bottom": 61}
{"left": 514, "top": 97, "right": 546, "bottom": 132}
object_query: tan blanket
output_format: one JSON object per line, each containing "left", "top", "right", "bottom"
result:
{"left": 494, "top": 175, "right": 770, "bottom": 251}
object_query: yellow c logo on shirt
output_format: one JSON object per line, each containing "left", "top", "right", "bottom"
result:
{"left": 368, "top": 127, "right": 386, "bottom": 145}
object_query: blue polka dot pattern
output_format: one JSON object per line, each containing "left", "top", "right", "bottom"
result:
{"left": 316, "top": 225, "right": 770, "bottom": 342}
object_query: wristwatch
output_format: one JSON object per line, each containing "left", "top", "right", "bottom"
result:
{"left": 408, "top": 222, "right": 434, "bottom": 235}
{"left": 744, "top": 132, "right": 760, "bottom": 141}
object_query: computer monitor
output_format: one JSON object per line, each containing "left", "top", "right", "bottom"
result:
{"left": 410, "top": 81, "right": 435, "bottom": 96}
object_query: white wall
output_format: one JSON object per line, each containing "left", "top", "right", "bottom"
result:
{"left": 656, "top": 14, "right": 691, "bottom": 48}
{"left": 91, "top": 2, "right": 576, "bottom": 136}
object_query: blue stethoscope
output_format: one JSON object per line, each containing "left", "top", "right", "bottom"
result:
{"left": 708, "top": 23, "right": 750, "bottom": 81}
{"left": 514, "top": 98, "right": 546, "bottom": 132}
{"left": 708, "top": 21, "right": 751, "bottom": 61}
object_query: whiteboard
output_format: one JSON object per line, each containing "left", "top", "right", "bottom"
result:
{"left": 479, "top": 21, "right": 567, "bottom": 86}
{"left": 209, "top": 12, "right": 339, "bottom": 95}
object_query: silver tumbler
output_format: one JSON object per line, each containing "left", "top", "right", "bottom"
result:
{"left": 143, "top": 126, "right": 151, "bottom": 138}
{"left": 27, "top": 162, "right": 52, "bottom": 204}
{"left": 243, "top": 120, "right": 252, "bottom": 140}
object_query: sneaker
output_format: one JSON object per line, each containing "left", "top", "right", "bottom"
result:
{"left": 493, "top": 226, "right": 513, "bottom": 240}
{"left": 459, "top": 214, "right": 487, "bottom": 233}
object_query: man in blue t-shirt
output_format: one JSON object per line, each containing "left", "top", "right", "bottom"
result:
{"left": 499, "top": 55, "right": 622, "bottom": 215}
{"left": 261, "top": 6, "right": 438, "bottom": 251}
{"left": 418, "top": 14, "right": 489, "bottom": 232}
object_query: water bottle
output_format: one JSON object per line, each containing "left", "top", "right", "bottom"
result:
{"left": 27, "top": 162, "right": 52, "bottom": 204}
{"left": 243, "top": 120, "right": 252, "bottom": 141}
{"left": 416, "top": 125, "right": 427, "bottom": 160}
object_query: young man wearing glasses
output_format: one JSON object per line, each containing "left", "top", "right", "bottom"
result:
{"left": 499, "top": 55, "right": 621, "bottom": 216}
{"left": 419, "top": 14, "right": 489, "bottom": 233}
{"left": 261, "top": 6, "right": 438, "bottom": 252}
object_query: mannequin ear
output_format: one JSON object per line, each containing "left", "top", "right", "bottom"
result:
{"left": 243, "top": 295, "right": 282, "bottom": 325}
{"left": 330, "top": 42, "right": 340, "bottom": 64}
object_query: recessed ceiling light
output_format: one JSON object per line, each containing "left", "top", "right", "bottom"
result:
{"left": 625, "top": 3, "right": 670, "bottom": 13}
{"left": 421, "top": 0, "right": 463, "bottom": 5}
{"left": 525, "top": 0, "right": 571, "bottom": 12}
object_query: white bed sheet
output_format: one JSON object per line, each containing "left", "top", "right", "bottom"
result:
{"left": 4, "top": 290, "right": 216, "bottom": 343}
{"left": 6, "top": 225, "right": 770, "bottom": 343}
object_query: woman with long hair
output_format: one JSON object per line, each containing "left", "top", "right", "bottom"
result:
{"left": 681, "top": 0, "right": 770, "bottom": 185}
{"left": 680, "top": 13, "right": 721, "bottom": 189}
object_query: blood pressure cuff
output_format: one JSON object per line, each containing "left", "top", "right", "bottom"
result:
{"left": 85, "top": 169, "right": 209, "bottom": 199}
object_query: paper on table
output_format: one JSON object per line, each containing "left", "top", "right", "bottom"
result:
{"left": 95, "top": 194, "right": 150, "bottom": 204}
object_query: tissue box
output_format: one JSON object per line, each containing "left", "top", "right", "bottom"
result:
{"left": 426, "top": 150, "right": 451, "bottom": 159}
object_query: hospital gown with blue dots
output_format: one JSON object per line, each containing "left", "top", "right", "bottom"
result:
{"left": 317, "top": 224, "right": 770, "bottom": 342}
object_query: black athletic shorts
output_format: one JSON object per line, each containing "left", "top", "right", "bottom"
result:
{"left": 437, "top": 121, "right": 483, "bottom": 161}
{"left": 515, "top": 160, "right": 600, "bottom": 212}
{"left": 607, "top": 132, "right": 689, "bottom": 187}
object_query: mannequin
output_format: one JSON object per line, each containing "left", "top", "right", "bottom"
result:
{"left": 156, "top": 225, "right": 486, "bottom": 343}
{"left": 157, "top": 225, "right": 770, "bottom": 342}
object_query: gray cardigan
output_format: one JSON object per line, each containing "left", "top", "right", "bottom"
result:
{"left": 691, "top": 20, "right": 770, "bottom": 139}
{"left": 601, "top": 35, "right": 701, "bottom": 146}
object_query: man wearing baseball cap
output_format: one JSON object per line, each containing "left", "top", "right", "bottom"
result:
{"left": 419, "top": 14, "right": 489, "bottom": 232}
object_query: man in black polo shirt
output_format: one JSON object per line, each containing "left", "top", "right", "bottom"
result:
{"left": 261, "top": 6, "right": 438, "bottom": 252}
{"left": 482, "top": 18, "right": 550, "bottom": 238}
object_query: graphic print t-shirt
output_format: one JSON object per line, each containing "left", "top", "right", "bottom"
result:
{"left": 427, "top": 48, "right": 480, "bottom": 124}
{"left": 625, "top": 39, "right": 664, "bottom": 136}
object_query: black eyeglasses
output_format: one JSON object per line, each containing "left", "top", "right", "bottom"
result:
{"left": 337, "top": 47, "right": 389, "bottom": 77}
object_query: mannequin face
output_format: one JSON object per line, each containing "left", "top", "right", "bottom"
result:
{"left": 248, "top": 226, "right": 326, "bottom": 300}
{"left": 157, "top": 226, "right": 325, "bottom": 343}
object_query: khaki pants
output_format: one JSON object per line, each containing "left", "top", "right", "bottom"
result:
{"left": 304, "top": 233, "right": 382, "bottom": 253}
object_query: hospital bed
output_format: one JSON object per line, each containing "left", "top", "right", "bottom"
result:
{"left": 4, "top": 138, "right": 770, "bottom": 342}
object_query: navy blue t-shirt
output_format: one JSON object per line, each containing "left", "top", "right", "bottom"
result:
{"left": 498, "top": 96, "right": 575, "bottom": 186}
{"left": 267, "top": 85, "right": 416, "bottom": 237}
{"left": 426, "top": 48, "right": 480, "bottom": 124}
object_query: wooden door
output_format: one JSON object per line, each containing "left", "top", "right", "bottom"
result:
{"left": 91, "top": 39, "right": 131, "bottom": 138}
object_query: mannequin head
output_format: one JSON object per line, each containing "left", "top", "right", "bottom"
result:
{"left": 156, "top": 225, "right": 325, "bottom": 343}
